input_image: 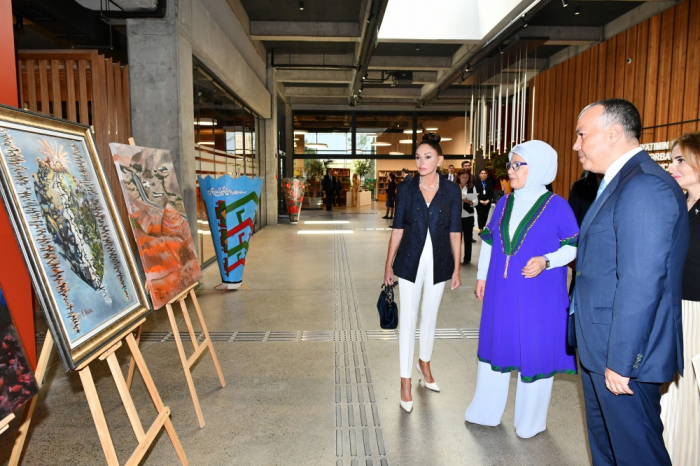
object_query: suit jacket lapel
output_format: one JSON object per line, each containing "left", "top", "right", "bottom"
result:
{"left": 579, "top": 151, "right": 647, "bottom": 241}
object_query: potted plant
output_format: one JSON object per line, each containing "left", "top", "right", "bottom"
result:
{"left": 304, "top": 159, "right": 325, "bottom": 208}
{"left": 487, "top": 150, "right": 511, "bottom": 193}
{"left": 353, "top": 159, "right": 371, "bottom": 182}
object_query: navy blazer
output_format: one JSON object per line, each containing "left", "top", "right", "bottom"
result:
{"left": 573, "top": 151, "right": 689, "bottom": 382}
{"left": 392, "top": 174, "right": 462, "bottom": 284}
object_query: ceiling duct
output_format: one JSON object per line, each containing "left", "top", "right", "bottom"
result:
{"left": 393, "top": 71, "right": 413, "bottom": 85}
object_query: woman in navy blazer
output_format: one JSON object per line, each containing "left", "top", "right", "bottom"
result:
{"left": 383, "top": 133, "right": 462, "bottom": 413}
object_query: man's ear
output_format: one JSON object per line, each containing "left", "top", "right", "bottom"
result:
{"left": 608, "top": 123, "right": 625, "bottom": 145}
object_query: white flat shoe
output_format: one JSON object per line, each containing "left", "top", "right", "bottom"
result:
{"left": 416, "top": 362, "right": 440, "bottom": 392}
{"left": 400, "top": 399, "right": 413, "bottom": 413}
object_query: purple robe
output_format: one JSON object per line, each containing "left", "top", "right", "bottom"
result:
{"left": 478, "top": 192, "right": 579, "bottom": 382}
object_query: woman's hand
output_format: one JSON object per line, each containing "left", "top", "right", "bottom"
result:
{"left": 384, "top": 265, "right": 395, "bottom": 287}
{"left": 450, "top": 270, "right": 461, "bottom": 290}
{"left": 522, "top": 256, "right": 547, "bottom": 278}
{"left": 475, "top": 280, "right": 486, "bottom": 301}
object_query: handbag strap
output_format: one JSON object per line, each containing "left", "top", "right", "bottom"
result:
{"left": 382, "top": 283, "right": 397, "bottom": 303}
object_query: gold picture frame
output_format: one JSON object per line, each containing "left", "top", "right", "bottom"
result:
{"left": 0, "top": 105, "right": 150, "bottom": 371}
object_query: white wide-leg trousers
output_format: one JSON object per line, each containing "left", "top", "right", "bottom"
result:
{"left": 465, "top": 361, "right": 554, "bottom": 438}
{"left": 397, "top": 232, "right": 446, "bottom": 378}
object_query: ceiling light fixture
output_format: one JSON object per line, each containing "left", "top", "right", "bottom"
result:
{"left": 389, "top": 152, "right": 403, "bottom": 155}
{"left": 575, "top": 6, "right": 580, "bottom": 14}
{"left": 562, "top": 0, "right": 568, "bottom": 7}
{"left": 293, "top": 129, "right": 308, "bottom": 134}
{"left": 403, "top": 129, "right": 423, "bottom": 134}
{"left": 305, "top": 143, "right": 328, "bottom": 149}
{"left": 523, "top": 23, "right": 528, "bottom": 28}
{"left": 416, "top": 45, "right": 420, "bottom": 51}
{"left": 441, "top": 137, "right": 453, "bottom": 141}
{"left": 299, "top": 1, "right": 304, "bottom": 11}
{"left": 399, "top": 139, "right": 413, "bottom": 144}
{"left": 194, "top": 118, "right": 217, "bottom": 126}
{"left": 367, "top": 13, "right": 374, "bottom": 23}
{"left": 426, "top": 127, "right": 438, "bottom": 131}
{"left": 197, "top": 141, "right": 215, "bottom": 146}
{"left": 370, "top": 142, "right": 391, "bottom": 146}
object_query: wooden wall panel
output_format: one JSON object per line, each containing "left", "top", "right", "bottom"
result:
{"left": 528, "top": 0, "right": 700, "bottom": 198}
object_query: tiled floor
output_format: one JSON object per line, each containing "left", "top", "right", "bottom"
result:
{"left": 0, "top": 203, "right": 591, "bottom": 465}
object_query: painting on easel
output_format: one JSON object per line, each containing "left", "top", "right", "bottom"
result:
{"left": 110, "top": 143, "right": 202, "bottom": 309}
{"left": 0, "top": 105, "right": 151, "bottom": 371}
{"left": 0, "top": 286, "right": 38, "bottom": 418}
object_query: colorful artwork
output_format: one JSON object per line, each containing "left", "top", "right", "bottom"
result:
{"left": 363, "top": 178, "right": 376, "bottom": 193}
{"left": 198, "top": 175, "right": 263, "bottom": 289}
{"left": 281, "top": 178, "right": 305, "bottom": 224}
{"left": 0, "top": 286, "right": 38, "bottom": 418}
{"left": 110, "top": 143, "right": 202, "bottom": 309}
{"left": 0, "top": 106, "right": 150, "bottom": 370}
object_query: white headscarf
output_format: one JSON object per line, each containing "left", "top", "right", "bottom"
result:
{"left": 508, "top": 140, "right": 558, "bottom": 201}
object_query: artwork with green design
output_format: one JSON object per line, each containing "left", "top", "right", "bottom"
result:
{"left": 198, "top": 175, "right": 264, "bottom": 289}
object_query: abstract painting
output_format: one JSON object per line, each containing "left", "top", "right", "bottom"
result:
{"left": 110, "top": 143, "right": 202, "bottom": 309}
{"left": 0, "top": 105, "right": 150, "bottom": 370}
{"left": 0, "top": 286, "right": 38, "bottom": 419}
{"left": 199, "top": 175, "right": 263, "bottom": 289}
{"left": 281, "top": 178, "right": 305, "bottom": 224}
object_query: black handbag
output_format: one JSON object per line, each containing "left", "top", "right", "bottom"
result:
{"left": 377, "top": 283, "right": 398, "bottom": 329}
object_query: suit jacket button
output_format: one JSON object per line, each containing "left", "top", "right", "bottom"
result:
{"left": 576, "top": 271, "right": 581, "bottom": 276}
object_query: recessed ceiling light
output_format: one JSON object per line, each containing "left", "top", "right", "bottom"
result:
{"left": 299, "top": 1, "right": 304, "bottom": 11}
{"left": 293, "top": 129, "right": 308, "bottom": 134}
{"left": 416, "top": 45, "right": 420, "bottom": 51}
{"left": 575, "top": 6, "right": 580, "bottom": 14}
{"left": 426, "top": 127, "right": 438, "bottom": 131}
{"left": 399, "top": 139, "right": 413, "bottom": 144}
{"left": 562, "top": 0, "right": 568, "bottom": 7}
{"left": 441, "top": 137, "right": 452, "bottom": 141}
{"left": 194, "top": 118, "right": 217, "bottom": 126}
{"left": 389, "top": 152, "right": 403, "bottom": 155}
{"left": 403, "top": 129, "right": 423, "bottom": 134}
{"left": 197, "top": 141, "right": 215, "bottom": 145}
{"left": 370, "top": 142, "right": 391, "bottom": 146}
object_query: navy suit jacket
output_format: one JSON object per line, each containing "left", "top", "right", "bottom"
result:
{"left": 392, "top": 174, "right": 462, "bottom": 284}
{"left": 573, "top": 151, "right": 689, "bottom": 382}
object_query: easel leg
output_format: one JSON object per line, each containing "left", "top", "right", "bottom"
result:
{"left": 125, "top": 333, "right": 189, "bottom": 465}
{"left": 79, "top": 366, "right": 120, "bottom": 466}
{"left": 165, "top": 303, "right": 205, "bottom": 428}
{"left": 125, "top": 325, "right": 142, "bottom": 390}
{"left": 190, "top": 290, "right": 226, "bottom": 388}
{"left": 10, "top": 332, "right": 54, "bottom": 466}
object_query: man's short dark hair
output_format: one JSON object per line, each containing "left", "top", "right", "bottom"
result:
{"left": 580, "top": 98, "right": 642, "bottom": 141}
{"left": 449, "top": 164, "right": 454, "bottom": 168}
{"left": 402, "top": 168, "right": 410, "bottom": 174}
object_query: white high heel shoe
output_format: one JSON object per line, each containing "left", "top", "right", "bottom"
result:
{"left": 400, "top": 399, "right": 413, "bottom": 413}
{"left": 416, "top": 362, "right": 440, "bottom": 392}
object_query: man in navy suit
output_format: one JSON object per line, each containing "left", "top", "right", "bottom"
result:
{"left": 571, "top": 99, "right": 689, "bottom": 465}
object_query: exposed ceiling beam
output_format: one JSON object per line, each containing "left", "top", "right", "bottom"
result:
{"left": 517, "top": 25, "right": 602, "bottom": 44}
{"left": 361, "top": 87, "right": 422, "bottom": 98}
{"left": 368, "top": 56, "right": 452, "bottom": 70}
{"left": 350, "top": 0, "right": 390, "bottom": 104}
{"left": 250, "top": 21, "right": 361, "bottom": 42}
{"left": 272, "top": 52, "right": 355, "bottom": 67}
{"left": 285, "top": 86, "right": 350, "bottom": 98}
{"left": 277, "top": 69, "right": 354, "bottom": 83}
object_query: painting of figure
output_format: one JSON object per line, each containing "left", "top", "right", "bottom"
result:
{"left": 0, "top": 286, "right": 38, "bottom": 419}
{"left": 0, "top": 106, "right": 150, "bottom": 370}
{"left": 110, "top": 143, "right": 202, "bottom": 309}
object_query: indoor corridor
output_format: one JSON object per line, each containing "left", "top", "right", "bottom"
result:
{"left": 0, "top": 207, "right": 591, "bottom": 466}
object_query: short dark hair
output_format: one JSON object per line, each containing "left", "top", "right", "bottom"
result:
{"left": 448, "top": 164, "right": 454, "bottom": 168}
{"left": 402, "top": 168, "right": 410, "bottom": 174}
{"left": 462, "top": 160, "right": 471, "bottom": 166}
{"left": 580, "top": 98, "right": 642, "bottom": 141}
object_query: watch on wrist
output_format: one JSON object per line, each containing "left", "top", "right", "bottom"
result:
{"left": 544, "top": 256, "right": 550, "bottom": 269}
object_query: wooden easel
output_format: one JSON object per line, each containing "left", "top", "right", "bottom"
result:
{"left": 0, "top": 413, "right": 14, "bottom": 436}
{"left": 9, "top": 319, "right": 189, "bottom": 466}
{"left": 133, "top": 285, "right": 226, "bottom": 428}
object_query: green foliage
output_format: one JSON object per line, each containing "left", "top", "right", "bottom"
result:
{"left": 486, "top": 151, "right": 510, "bottom": 180}
{"left": 353, "top": 159, "right": 372, "bottom": 178}
{"left": 304, "top": 159, "right": 325, "bottom": 195}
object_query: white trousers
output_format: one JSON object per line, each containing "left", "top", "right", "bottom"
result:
{"left": 397, "top": 232, "right": 446, "bottom": 378}
{"left": 465, "top": 361, "right": 554, "bottom": 438}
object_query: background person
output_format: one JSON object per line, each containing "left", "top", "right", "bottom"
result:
{"left": 383, "top": 133, "right": 462, "bottom": 413}
{"left": 457, "top": 169, "right": 475, "bottom": 265}
{"left": 383, "top": 173, "right": 397, "bottom": 219}
{"left": 660, "top": 131, "right": 700, "bottom": 466}
{"left": 465, "top": 141, "right": 579, "bottom": 438}
{"left": 402, "top": 168, "right": 412, "bottom": 183}
{"left": 322, "top": 169, "right": 335, "bottom": 211}
{"left": 571, "top": 99, "right": 688, "bottom": 466}
{"left": 461, "top": 160, "right": 477, "bottom": 243}
{"left": 351, "top": 173, "right": 360, "bottom": 207}
{"left": 447, "top": 164, "right": 456, "bottom": 182}
{"left": 333, "top": 172, "right": 342, "bottom": 207}
{"left": 475, "top": 169, "right": 494, "bottom": 233}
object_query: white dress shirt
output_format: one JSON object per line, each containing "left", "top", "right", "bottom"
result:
{"left": 603, "top": 146, "right": 643, "bottom": 186}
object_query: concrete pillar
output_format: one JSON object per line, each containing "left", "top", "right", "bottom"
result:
{"left": 263, "top": 52, "right": 278, "bottom": 226}
{"left": 285, "top": 102, "right": 294, "bottom": 177}
{"left": 126, "top": 0, "right": 198, "bottom": 250}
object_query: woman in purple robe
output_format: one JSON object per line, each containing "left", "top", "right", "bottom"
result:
{"left": 465, "top": 140, "right": 579, "bottom": 438}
